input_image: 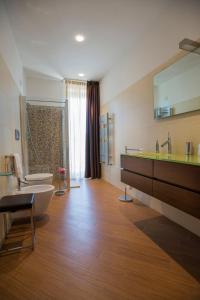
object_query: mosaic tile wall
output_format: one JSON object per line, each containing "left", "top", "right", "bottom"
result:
{"left": 27, "top": 104, "right": 63, "bottom": 176}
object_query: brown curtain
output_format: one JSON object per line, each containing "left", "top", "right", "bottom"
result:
{"left": 85, "top": 81, "right": 101, "bottom": 179}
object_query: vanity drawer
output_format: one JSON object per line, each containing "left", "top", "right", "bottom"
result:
{"left": 121, "top": 155, "right": 153, "bottom": 177}
{"left": 154, "top": 160, "right": 200, "bottom": 192}
{"left": 121, "top": 169, "right": 153, "bottom": 195}
{"left": 153, "top": 180, "right": 200, "bottom": 219}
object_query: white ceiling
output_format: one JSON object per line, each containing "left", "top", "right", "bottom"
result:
{"left": 4, "top": 0, "right": 170, "bottom": 81}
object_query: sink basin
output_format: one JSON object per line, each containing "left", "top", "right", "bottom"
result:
{"left": 125, "top": 152, "right": 200, "bottom": 166}
{"left": 16, "top": 184, "right": 54, "bottom": 194}
{"left": 128, "top": 152, "right": 161, "bottom": 158}
{"left": 13, "top": 184, "right": 55, "bottom": 218}
{"left": 136, "top": 152, "right": 158, "bottom": 157}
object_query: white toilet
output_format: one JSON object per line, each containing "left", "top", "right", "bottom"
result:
{"left": 12, "top": 153, "right": 53, "bottom": 185}
{"left": 25, "top": 173, "right": 53, "bottom": 185}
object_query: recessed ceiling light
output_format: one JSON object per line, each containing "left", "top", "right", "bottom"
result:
{"left": 78, "top": 73, "right": 85, "bottom": 77}
{"left": 75, "top": 34, "right": 85, "bottom": 42}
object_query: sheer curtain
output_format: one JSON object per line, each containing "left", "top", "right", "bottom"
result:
{"left": 66, "top": 80, "right": 86, "bottom": 180}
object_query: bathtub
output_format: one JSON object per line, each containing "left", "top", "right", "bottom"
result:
{"left": 13, "top": 184, "right": 55, "bottom": 218}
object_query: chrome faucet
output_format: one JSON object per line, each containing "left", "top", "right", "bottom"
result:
{"left": 17, "top": 177, "right": 28, "bottom": 191}
{"left": 161, "top": 132, "right": 172, "bottom": 154}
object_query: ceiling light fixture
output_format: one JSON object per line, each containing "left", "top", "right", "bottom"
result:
{"left": 179, "top": 38, "right": 200, "bottom": 55}
{"left": 78, "top": 73, "right": 85, "bottom": 77}
{"left": 75, "top": 34, "right": 85, "bottom": 42}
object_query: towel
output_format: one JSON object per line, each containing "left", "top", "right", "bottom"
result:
{"left": 13, "top": 153, "right": 23, "bottom": 179}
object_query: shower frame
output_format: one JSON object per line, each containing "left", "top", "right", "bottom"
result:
{"left": 20, "top": 97, "right": 70, "bottom": 189}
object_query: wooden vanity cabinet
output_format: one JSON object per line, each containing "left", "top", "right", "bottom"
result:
{"left": 154, "top": 160, "right": 200, "bottom": 193}
{"left": 121, "top": 154, "right": 153, "bottom": 177}
{"left": 121, "top": 170, "right": 153, "bottom": 196}
{"left": 121, "top": 155, "right": 200, "bottom": 219}
{"left": 153, "top": 180, "right": 200, "bottom": 219}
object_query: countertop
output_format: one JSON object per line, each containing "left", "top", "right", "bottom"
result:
{"left": 122, "top": 152, "right": 200, "bottom": 167}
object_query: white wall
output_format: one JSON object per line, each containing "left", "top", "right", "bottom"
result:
{"left": 0, "top": 54, "right": 22, "bottom": 245}
{"left": 0, "top": 0, "right": 24, "bottom": 95}
{"left": 100, "top": 1, "right": 200, "bottom": 236}
{"left": 101, "top": 0, "right": 200, "bottom": 105}
{"left": 101, "top": 71, "right": 200, "bottom": 237}
{"left": 0, "top": 0, "right": 24, "bottom": 245}
{"left": 26, "top": 76, "right": 66, "bottom": 103}
{"left": 0, "top": 53, "right": 21, "bottom": 194}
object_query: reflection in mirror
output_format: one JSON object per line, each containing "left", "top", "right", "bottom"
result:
{"left": 154, "top": 53, "right": 200, "bottom": 119}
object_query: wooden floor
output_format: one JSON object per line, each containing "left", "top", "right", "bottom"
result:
{"left": 0, "top": 179, "right": 200, "bottom": 300}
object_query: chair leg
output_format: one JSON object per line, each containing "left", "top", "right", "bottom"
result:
{"left": 0, "top": 207, "right": 36, "bottom": 255}
{"left": 3, "top": 213, "right": 8, "bottom": 238}
{"left": 30, "top": 206, "right": 35, "bottom": 250}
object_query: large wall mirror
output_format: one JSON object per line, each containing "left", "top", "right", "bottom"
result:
{"left": 154, "top": 53, "right": 200, "bottom": 119}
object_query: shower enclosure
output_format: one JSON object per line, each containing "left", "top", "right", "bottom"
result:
{"left": 21, "top": 97, "right": 70, "bottom": 186}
